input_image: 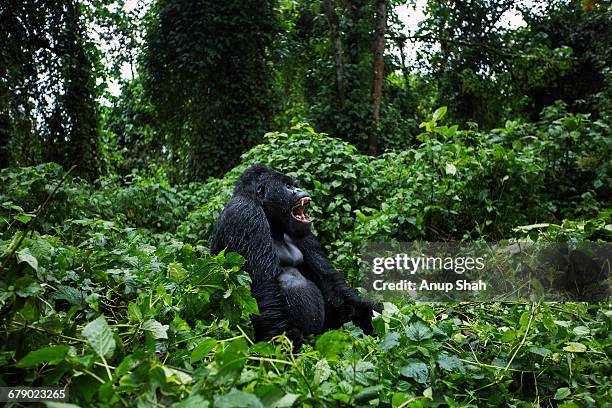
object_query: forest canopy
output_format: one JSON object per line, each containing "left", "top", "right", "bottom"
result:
{"left": 0, "top": 0, "right": 611, "bottom": 407}
{"left": 2, "top": 0, "right": 610, "bottom": 180}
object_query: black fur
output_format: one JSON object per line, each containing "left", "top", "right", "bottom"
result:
{"left": 211, "top": 164, "right": 380, "bottom": 347}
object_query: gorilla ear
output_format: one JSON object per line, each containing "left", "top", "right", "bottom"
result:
{"left": 256, "top": 184, "right": 266, "bottom": 199}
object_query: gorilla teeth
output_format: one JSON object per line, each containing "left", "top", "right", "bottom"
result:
{"left": 292, "top": 197, "right": 312, "bottom": 222}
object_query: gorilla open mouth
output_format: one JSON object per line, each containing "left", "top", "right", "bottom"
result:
{"left": 291, "top": 197, "right": 311, "bottom": 222}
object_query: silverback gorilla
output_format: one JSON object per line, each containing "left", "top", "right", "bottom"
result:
{"left": 211, "top": 164, "right": 380, "bottom": 347}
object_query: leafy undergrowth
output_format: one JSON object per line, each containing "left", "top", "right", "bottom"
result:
{"left": 1, "top": 220, "right": 610, "bottom": 407}
{"left": 1, "top": 111, "right": 611, "bottom": 407}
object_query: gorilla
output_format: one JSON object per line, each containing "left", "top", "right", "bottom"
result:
{"left": 211, "top": 164, "right": 380, "bottom": 347}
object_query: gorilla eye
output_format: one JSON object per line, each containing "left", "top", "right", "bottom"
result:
{"left": 286, "top": 183, "right": 293, "bottom": 189}
{"left": 256, "top": 185, "right": 266, "bottom": 198}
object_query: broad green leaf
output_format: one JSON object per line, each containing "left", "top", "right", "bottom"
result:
{"left": 162, "top": 366, "right": 192, "bottom": 384}
{"left": 170, "top": 394, "right": 210, "bottom": 408}
{"left": 405, "top": 321, "right": 433, "bottom": 342}
{"left": 215, "top": 338, "right": 248, "bottom": 383}
{"left": 382, "top": 302, "right": 400, "bottom": 315}
{"left": 17, "top": 248, "right": 38, "bottom": 271}
{"left": 215, "top": 389, "right": 263, "bottom": 408}
{"left": 313, "top": 358, "right": 331, "bottom": 385}
{"left": 379, "top": 332, "right": 401, "bottom": 351}
{"left": 563, "top": 342, "right": 587, "bottom": 353}
{"left": 29, "top": 237, "right": 53, "bottom": 266}
{"left": 270, "top": 393, "right": 298, "bottom": 408}
{"left": 15, "top": 277, "right": 43, "bottom": 297}
{"left": 168, "top": 262, "right": 187, "bottom": 282}
{"left": 44, "top": 403, "right": 82, "bottom": 408}
{"left": 529, "top": 347, "right": 550, "bottom": 357}
{"left": 437, "top": 353, "right": 465, "bottom": 373}
{"left": 54, "top": 286, "right": 83, "bottom": 305}
{"left": 554, "top": 387, "right": 571, "bottom": 400}
{"left": 572, "top": 326, "right": 590, "bottom": 335}
{"left": 82, "top": 316, "right": 116, "bottom": 358}
{"left": 13, "top": 214, "right": 35, "bottom": 224}
{"left": 142, "top": 319, "right": 169, "bottom": 339}
{"left": 433, "top": 106, "right": 447, "bottom": 121}
{"left": 445, "top": 163, "right": 457, "bottom": 175}
{"left": 249, "top": 342, "right": 275, "bottom": 356}
{"left": 170, "top": 395, "right": 209, "bottom": 408}
{"left": 400, "top": 361, "right": 429, "bottom": 384}
{"left": 127, "top": 302, "right": 142, "bottom": 323}
{"left": 315, "top": 330, "right": 349, "bottom": 361}
{"left": 190, "top": 338, "right": 217, "bottom": 364}
{"left": 16, "top": 345, "right": 70, "bottom": 367}
{"left": 340, "top": 361, "right": 375, "bottom": 385}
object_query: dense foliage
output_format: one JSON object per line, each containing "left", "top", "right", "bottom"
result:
{"left": 141, "top": 0, "right": 278, "bottom": 179}
{"left": 0, "top": 0, "right": 101, "bottom": 180}
{"left": 1, "top": 109, "right": 610, "bottom": 406}
{"left": 2, "top": 0, "right": 610, "bottom": 179}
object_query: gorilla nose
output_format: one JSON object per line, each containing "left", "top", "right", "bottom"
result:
{"left": 295, "top": 190, "right": 309, "bottom": 200}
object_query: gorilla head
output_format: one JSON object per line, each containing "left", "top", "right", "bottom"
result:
{"left": 234, "top": 164, "right": 312, "bottom": 238}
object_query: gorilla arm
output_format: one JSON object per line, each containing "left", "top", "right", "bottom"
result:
{"left": 296, "top": 234, "right": 381, "bottom": 333}
{"left": 211, "top": 198, "right": 302, "bottom": 345}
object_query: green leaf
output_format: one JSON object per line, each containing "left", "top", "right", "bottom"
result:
{"left": 170, "top": 395, "right": 209, "bottom": 408}
{"left": 313, "top": 358, "right": 331, "bottom": 385}
{"left": 315, "top": 330, "right": 349, "bottom": 361}
{"left": 127, "top": 302, "right": 142, "bottom": 323}
{"left": 400, "top": 360, "right": 429, "bottom": 384}
{"left": 15, "top": 277, "right": 43, "bottom": 297}
{"left": 190, "top": 338, "right": 217, "bottom": 364}
{"left": 379, "top": 332, "right": 401, "bottom": 351}
{"left": 17, "top": 248, "right": 38, "bottom": 271}
{"left": 44, "top": 403, "right": 83, "bottom": 408}
{"left": 29, "top": 237, "right": 53, "bottom": 266}
{"left": 215, "top": 389, "right": 263, "bottom": 408}
{"left": 528, "top": 347, "right": 550, "bottom": 357}
{"left": 445, "top": 163, "right": 457, "bottom": 175}
{"left": 437, "top": 353, "right": 465, "bottom": 373}
{"left": 16, "top": 345, "right": 70, "bottom": 367}
{"left": 433, "top": 106, "right": 447, "bottom": 121}
{"left": 554, "top": 387, "right": 571, "bottom": 400}
{"left": 142, "top": 319, "right": 169, "bottom": 339}
{"left": 215, "top": 338, "right": 248, "bottom": 383}
{"left": 354, "top": 385, "right": 383, "bottom": 404}
{"left": 563, "top": 342, "right": 587, "bottom": 353}
{"left": 13, "top": 214, "right": 35, "bottom": 224}
{"left": 82, "top": 316, "right": 116, "bottom": 358}
{"left": 572, "top": 326, "right": 590, "bottom": 335}
{"left": 168, "top": 262, "right": 187, "bottom": 282}
{"left": 405, "top": 322, "right": 433, "bottom": 342}
{"left": 54, "top": 286, "right": 83, "bottom": 305}
{"left": 270, "top": 393, "right": 298, "bottom": 408}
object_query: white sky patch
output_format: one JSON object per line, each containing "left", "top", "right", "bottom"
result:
{"left": 394, "top": 0, "right": 527, "bottom": 65}
{"left": 104, "top": 0, "right": 149, "bottom": 97}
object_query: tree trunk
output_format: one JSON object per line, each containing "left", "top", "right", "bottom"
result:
{"left": 322, "top": 0, "right": 345, "bottom": 103}
{"left": 369, "top": 0, "right": 386, "bottom": 155}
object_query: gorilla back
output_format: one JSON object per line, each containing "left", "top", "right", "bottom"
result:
{"left": 211, "top": 164, "right": 380, "bottom": 346}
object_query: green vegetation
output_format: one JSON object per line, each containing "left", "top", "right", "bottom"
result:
{"left": 1, "top": 0, "right": 610, "bottom": 406}
{"left": 1, "top": 112, "right": 610, "bottom": 406}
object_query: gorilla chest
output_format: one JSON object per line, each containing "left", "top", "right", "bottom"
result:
{"left": 273, "top": 234, "right": 325, "bottom": 334}
{"left": 272, "top": 234, "right": 304, "bottom": 267}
